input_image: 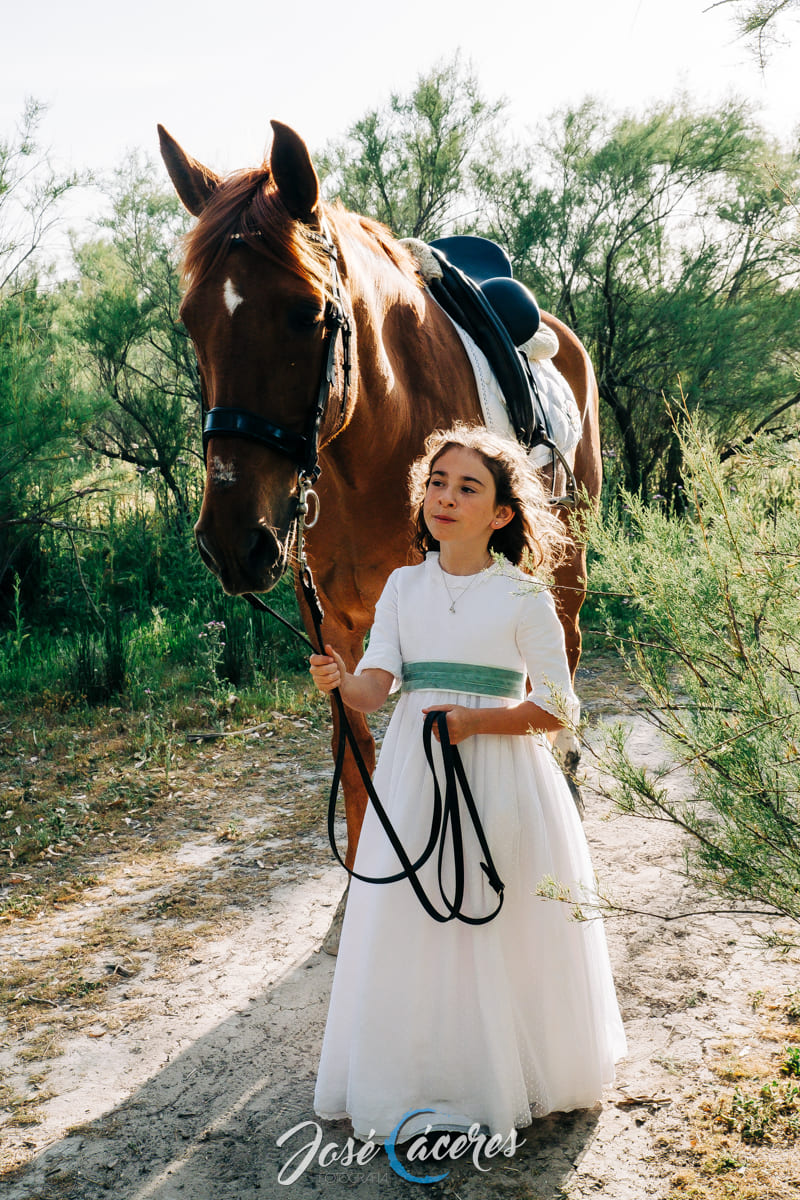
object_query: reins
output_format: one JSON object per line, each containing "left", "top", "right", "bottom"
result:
{"left": 243, "top": 493, "right": 505, "bottom": 925}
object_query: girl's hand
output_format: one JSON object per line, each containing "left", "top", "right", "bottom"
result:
{"left": 309, "top": 644, "right": 346, "bottom": 693}
{"left": 422, "top": 704, "right": 477, "bottom": 746}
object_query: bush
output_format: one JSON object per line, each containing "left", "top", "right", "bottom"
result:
{"left": 581, "top": 403, "right": 800, "bottom": 921}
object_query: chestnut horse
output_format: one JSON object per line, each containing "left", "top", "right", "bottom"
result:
{"left": 159, "top": 119, "right": 601, "bottom": 902}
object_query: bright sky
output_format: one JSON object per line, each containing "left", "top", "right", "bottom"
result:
{"left": 4, "top": 0, "right": 798, "bottom": 247}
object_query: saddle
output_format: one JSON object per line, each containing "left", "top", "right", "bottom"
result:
{"left": 425, "top": 235, "right": 548, "bottom": 451}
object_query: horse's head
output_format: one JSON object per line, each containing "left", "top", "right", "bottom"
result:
{"left": 159, "top": 121, "right": 351, "bottom": 595}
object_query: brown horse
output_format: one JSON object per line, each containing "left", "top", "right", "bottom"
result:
{"left": 159, "top": 119, "right": 601, "bottom": 887}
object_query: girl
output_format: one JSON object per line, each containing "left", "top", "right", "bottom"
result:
{"left": 309, "top": 423, "right": 626, "bottom": 1144}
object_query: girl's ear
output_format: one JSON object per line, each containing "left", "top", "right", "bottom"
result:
{"left": 492, "top": 506, "right": 514, "bottom": 529}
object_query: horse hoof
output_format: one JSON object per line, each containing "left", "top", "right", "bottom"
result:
{"left": 321, "top": 884, "right": 349, "bottom": 956}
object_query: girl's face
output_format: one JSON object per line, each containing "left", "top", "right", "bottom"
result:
{"left": 423, "top": 446, "right": 512, "bottom": 553}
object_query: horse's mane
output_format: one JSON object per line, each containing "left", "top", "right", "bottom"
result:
{"left": 181, "top": 168, "right": 420, "bottom": 299}
{"left": 181, "top": 167, "right": 333, "bottom": 298}
{"left": 332, "top": 204, "right": 422, "bottom": 286}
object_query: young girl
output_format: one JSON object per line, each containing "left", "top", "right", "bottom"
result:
{"left": 309, "top": 423, "right": 626, "bottom": 1144}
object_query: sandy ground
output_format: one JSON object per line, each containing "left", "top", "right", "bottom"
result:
{"left": 2, "top": 664, "right": 800, "bottom": 1199}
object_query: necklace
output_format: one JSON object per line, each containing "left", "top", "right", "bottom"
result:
{"left": 439, "top": 557, "right": 492, "bottom": 614}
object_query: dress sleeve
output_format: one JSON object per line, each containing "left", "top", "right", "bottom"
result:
{"left": 353, "top": 569, "right": 403, "bottom": 693}
{"left": 516, "top": 586, "right": 580, "bottom": 725}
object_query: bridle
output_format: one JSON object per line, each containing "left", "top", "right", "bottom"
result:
{"left": 201, "top": 215, "right": 352, "bottom": 543}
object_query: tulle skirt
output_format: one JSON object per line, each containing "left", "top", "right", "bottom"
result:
{"left": 314, "top": 691, "right": 627, "bottom": 1142}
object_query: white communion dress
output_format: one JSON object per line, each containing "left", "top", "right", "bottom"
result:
{"left": 314, "top": 552, "right": 626, "bottom": 1142}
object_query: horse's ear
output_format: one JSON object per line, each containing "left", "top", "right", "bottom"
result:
{"left": 158, "top": 125, "right": 220, "bottom": 216}
{"left": 269, "top": 121, "right": 320, "bottom": 222}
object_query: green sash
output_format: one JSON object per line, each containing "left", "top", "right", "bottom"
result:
{"left": 402, "top": 660, "right": 525, "bottom": 700}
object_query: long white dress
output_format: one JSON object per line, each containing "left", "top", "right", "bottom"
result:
{"left": 314, "top": 552, "right": 626, "bottom": 1142}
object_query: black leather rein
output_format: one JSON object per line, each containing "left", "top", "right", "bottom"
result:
{"left": 302, "top": 569, "right": 506, "bottom": 926}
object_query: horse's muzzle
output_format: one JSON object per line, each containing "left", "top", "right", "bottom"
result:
{"left": 194, "top": 523, "right": 288, "bottom": 595}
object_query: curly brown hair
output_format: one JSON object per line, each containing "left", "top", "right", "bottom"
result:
{"left": 408, "top": 423, "right": 570, "bottom": 572}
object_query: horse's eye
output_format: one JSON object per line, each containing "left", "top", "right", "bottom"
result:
{"left": 287, "top": 303, "right": 324, "bottom": 332}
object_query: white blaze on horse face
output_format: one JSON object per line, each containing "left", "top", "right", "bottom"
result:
{"left": 209, "top": 456, "right": 238, "bottom": 488}
{"left": 223, "top": 277, "right": 244, "bottom": 316}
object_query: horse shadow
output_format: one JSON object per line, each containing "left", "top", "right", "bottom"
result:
{"left": 4, "top": 950, "right": 600, "bottom": 1200}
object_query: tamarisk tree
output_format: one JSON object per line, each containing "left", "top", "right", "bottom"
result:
{"left": 582, "top": 402, "right": 800, "bottom": 922}
{"left": 475, "top": 97, "right": 800, "bottom": 506}
{"left": 319, "top": 56, "right": 503, "bottom": 240}
{"left": 0, "top": 100, "right": 92, "bottom": 598}
{"left": 70, "top": 152, "right": 200, "bottom": 517}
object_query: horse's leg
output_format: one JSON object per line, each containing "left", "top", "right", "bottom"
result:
{"left": 551, "top": 535, "right": 588, "bottom": 818}
{"left": 330, "top": 691, "right": 373, "bottom": 869}
{"left": 538, "top": 316, "right": 601, "bottom": 819}
{"left": 318, "top": 697, "right": 372, "bottom": 955}
{"left": 552, "top": 537, "right": 586, "bottom": 680}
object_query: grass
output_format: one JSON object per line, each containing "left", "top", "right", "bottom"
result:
{"left": 716, "top": 1079, "right": 800, "bottom": 1143}
{"left": 662, "top": 991, "right": 800, "bottom": 1199}
{"left": 786, "top": 990, "right": 800, "bottom": 1023}
{"left": 0, "top": 1082, "right": 54, "bottom": 1129}
{"left": 0, "top": 672, "right": 342, "bottom": 1167}
{"left": 0, "top": 671, "right": 327, "bottom": 889}
{"left": 1, "top": 558, "right": 309, "bottom": 713}
{"left": 781, "top": 1046, "right": 800, "bottom": 1078}
{"left": 0, "top": 674, "right": 336, "bottom": 981}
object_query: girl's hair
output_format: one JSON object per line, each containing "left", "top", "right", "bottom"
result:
{"left": 408, "top": 423, "right": 570, "bottom": 573}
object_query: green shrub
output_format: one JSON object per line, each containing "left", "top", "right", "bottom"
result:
{"left": 1, "top": 487, "right": 309, "bottom": 711}
{"left": 581, "top": 402, "right": 800, "bottom": 920}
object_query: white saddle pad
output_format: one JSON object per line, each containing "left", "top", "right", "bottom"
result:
{"left": 448, "top": 321, "right": 582, "bottom": 469}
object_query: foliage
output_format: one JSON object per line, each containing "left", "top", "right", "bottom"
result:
{"left": 582, "top": 402, "right": 800, "bottom": 920}
{"left": 475, "top": 96, "right": 800, "bottom": 503}
{"left": 781, "top": 1045, "right": 800, "bottom": 1076}
{"left": 0, "top": 107, "right": 308, "bottom": 711}
{"left": 69, "top": 151, "right": 200, "bottom": 516}
{"left": 0, "top": 281, "right": 103, "bottom": 597}
{"left": 0, "top": 494, "right": 308, "bottom": 709}
{"left": 0, "top": 102, "right": 96, "bottom": 597}
{"left": 0, "top": 98, "right": 82, "bottom": 290}
{"left": 712, "top": 0, "right": 800, "bottom": 64}
{"left": 4, "top": 78, "right": 800, "bottom": 756}
{"left": 319, "top": 56, "right": 504, "bottom": 239}
{"left": 321, "top": 70, "right": 800, "bottom": 503}
{"left": 716, "top": 1078, "right": 800, "bottom": 1142}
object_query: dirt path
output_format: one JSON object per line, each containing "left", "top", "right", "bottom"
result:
{"left": 2, "top": 662, "right": 800, "bottom": 1199}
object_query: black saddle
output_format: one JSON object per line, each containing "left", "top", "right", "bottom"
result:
{"left": 427, "top": 236, "right": 545, "bottom": 449}
{"left": 430, "top": 235, "right": 513, "bottom": 283}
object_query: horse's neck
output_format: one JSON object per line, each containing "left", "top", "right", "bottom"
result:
{"left": 332, "top": 216, "right": 480, "bottom": 458}
{"left": 336, "top": 216, "right": 427, "bottom": 347}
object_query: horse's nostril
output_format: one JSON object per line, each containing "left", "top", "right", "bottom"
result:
{"left": 196, "top": 530, "right": 220, "bottom": 574}
{"left": 246, "top": 527, "right": 280, "bottom": 577}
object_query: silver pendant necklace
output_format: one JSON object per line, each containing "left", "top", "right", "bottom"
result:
{"left": 439, "top": 557, "right": 491, "bottom": 614}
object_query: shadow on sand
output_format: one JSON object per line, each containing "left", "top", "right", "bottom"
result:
{"left": 3, "top": 945, "right": 600, "bottom": 1200}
